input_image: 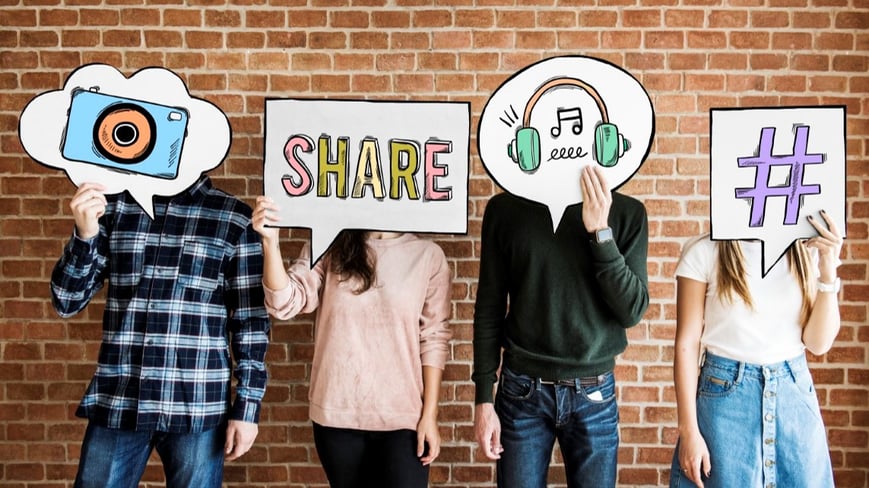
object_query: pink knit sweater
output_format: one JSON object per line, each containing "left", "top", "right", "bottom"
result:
{"left": 263, "top": 233, "right": 452, "bottom": 431}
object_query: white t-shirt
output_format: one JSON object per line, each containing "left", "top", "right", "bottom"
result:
{"left": 675, "top": 235, "right": 809, "bottom": 364}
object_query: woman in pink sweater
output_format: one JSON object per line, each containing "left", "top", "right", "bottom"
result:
{"left": 253, "top": 196, "right": 453, "bottom": 488}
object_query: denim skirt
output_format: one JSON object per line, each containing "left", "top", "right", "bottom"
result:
{"left": 669, "top": 352, "right": 834, "bottom": 488}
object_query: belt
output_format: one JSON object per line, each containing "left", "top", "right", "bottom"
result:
{"left": 539, "top": 373, "right": 607, "bottom": 387}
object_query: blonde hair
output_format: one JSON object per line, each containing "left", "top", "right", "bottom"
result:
{"left": 716, "top": 240, "right": 816, "bottom": 326}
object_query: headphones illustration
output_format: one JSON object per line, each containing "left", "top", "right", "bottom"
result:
{"left": 507, "top": 77, "right": 630, "bottom": 172}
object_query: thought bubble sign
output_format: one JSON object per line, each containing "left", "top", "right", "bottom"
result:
{"left": 478, "top": 56, "right": 654, "bottom": 229}
{"left": 19, "top": 64, "right": 230, "bottom": 217}
{"left": 711, "top": 106, "right": 847, "bottom": 275}
{"left": 263, "top": 99, "right": 470, "bottom": 264}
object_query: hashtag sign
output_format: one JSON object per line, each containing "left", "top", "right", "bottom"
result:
{"left": 734, "top": 125, "right": 824, "bottom": 227}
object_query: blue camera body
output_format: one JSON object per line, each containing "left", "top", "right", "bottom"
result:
{"left": 61, "top": 88, "right": 189, "bottom": 179}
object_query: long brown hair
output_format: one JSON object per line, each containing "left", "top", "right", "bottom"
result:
{"left": 327, "top": 230, "right": 376, "bottom": 294}
{"left": 716, "top": 240, "right": 815, "bottom": 325}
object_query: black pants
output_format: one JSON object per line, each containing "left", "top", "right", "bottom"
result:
{"left": 312, "top": 422, "right": 430, "bottom": 488}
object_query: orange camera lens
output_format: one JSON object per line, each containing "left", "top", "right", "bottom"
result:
{"left": 94, "top": 104, "right": 155, "bottom": 163}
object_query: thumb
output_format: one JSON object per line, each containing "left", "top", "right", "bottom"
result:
{"left": 417, "top": 431, "right": 426, "bottom": 457}
{"left": 224, "top": 427, "right": 236, "bottom": 454}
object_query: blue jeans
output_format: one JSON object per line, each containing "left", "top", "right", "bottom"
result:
{"left": 669, "top": 352, "right": 834, "bottom": 488}
{"left": 73, "top": 422, "right": 225, "bottom": 488}
{"left": 495, "top": 366, "right": 619, "bottom": 488}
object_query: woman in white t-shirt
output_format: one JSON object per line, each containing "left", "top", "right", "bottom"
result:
{"left": 669, "top": 210, "right": 843, "bottom": 488}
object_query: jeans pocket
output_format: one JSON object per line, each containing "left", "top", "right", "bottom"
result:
{"left": 581, "top": 372, "right": 616, "bottom": 403}
{"left": 697, "top": 371, "right": 736, "bottom": 398}
{"left": 790, "top": 365, "right": 824, "bottom": 422}
{"left": 497, "top": 368, "right": 535, "bottom": 400}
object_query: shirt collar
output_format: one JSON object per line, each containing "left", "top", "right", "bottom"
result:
{"left": 151, "top": 175, "right": 211, "bottom": 206}
{"left": 184, "top": 175, "right": 212, "bottom": 201}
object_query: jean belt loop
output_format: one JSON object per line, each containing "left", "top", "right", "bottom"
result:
{"left": 535, "top": 377, "right": 542, "bottom": 391}
{"left": 574, "top": 377, "right": 581, "bottom": 393}
{"left": 735, "top": 360, "right": 745, "bottom": 384}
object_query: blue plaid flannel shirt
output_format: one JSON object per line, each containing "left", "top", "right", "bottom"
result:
{"left": 51, "top": 177, "right": 270, "bottom": 433}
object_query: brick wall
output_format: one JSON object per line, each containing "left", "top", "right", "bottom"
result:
{"left": 0, "top": 2, "right": 866, "bottom": 487}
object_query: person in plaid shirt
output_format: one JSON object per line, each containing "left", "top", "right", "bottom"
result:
{"left": 51, "top": 177, "right": 270, "bottom": 488}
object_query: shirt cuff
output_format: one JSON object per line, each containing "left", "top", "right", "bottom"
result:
{"left": 230, "top": 397, "right": 262, "bottom": 424}
{"left": 65, "top": 230, "right": 98, "bottom": 265}
{"left": 475, "top": 380, "right": 496, "bottom": 404}
{"left": 588, "top": 237, "right": 620, "bottom": 262}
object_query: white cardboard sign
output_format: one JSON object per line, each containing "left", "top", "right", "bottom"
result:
{"left": 477, "top": 56, "right": 654, "bottom": 230}
{"left": 711, "top": 106, "right": 847, "bottom": 275}
{"left": 263, "top": 99, "right": 470, "bottom": 264}
{"left": 19, "top": 64, "right": 230, "bottom": 217}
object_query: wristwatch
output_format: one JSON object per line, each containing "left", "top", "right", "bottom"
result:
{"left": 594, "top": 227, "right": 614, "bottom": 244}
{"left": 817, "top": 277, "right": 841, "bottom": 293}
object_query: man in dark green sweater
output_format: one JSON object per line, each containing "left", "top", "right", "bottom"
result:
{"left": 473, "top": 165, "right": 649, "bottom": 488}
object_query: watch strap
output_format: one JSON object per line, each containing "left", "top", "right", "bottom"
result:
{"left": 817, "top": 277, "right": 841, "bottom": 293}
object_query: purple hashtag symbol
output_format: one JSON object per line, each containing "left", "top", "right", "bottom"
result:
{"left": 735, "top": 125, "right": 824, "bottom": 227}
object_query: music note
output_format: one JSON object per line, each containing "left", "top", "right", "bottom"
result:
{"left": 551, "top": 107, "right": 583, "bottom": 138}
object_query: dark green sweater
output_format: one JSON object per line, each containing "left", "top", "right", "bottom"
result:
{"left": 473, "top": 192, "right": 649, "bottom": 404}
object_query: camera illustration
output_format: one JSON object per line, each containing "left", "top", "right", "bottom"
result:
{"left": 61, "top": 88, "right": 189, "bottom": 179}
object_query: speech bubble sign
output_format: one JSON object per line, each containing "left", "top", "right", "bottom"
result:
{"left": 18, "top": 63, "right": 230, "bottom": 217}
{"left": 478, "top": 56, "right": 654, "bottom": 230}
{"left": 711, "top": 106, "right": 847, "bottom": 276}
{"left": 263, "top": 99, "right": 470, "bottom": 265}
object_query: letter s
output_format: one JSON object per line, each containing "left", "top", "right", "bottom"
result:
{"left": 282, "top": 134, "right": 315, "bottom": 196}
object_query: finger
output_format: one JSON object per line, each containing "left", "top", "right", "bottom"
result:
{"left": 807, "top": 215, "right": 831, "bottom": 238}
{"left": 585, "top": 165, "right": 601, "bottom": 195}
{"left": 808, "top": 212, "right": 841, "bottom": 243}
{"left": 74, "top": 197, "right": 106, "bottom": 212}
{"left": 224, "top": 427, "right": 236, "bottom": 456}
{"left": 71, "top": 188, "right": 108, "bottom": 208}
{"left": 259, "top": 199, "right": 281, "bottom": 213}
{"left": 491, "top": 430, "right": 503, "bottom": 459}
{"left": 422, "top": 442, "right": 440, "bottom": 465}
{"left": 225, "top": 440, "right": 251, "bottom": 462}
{"left": 590, "top": 165, "right": 610, "bottom": 202}
{"left": 74, "top": 201, "right": 107, "bottom": 224}
{"left": 681, "top": 461, "right": 701, "bottom": 488}
{"left": 481, "top": 431, "right": 498, "bottom": 460}
{"left": 481, "top": 437, "right": 495, "bottom": 459}
{"left": 580, "top": 166, "right": 596, "bottom": 204}
{"left": 225, "top": 447, "right": 241, "bottom": 462}
{"left": 417, "top": 433, "right": 426, "bottom": 457}
{"left": 819, "top": 209, "right": 840, "bottom": 236}
{"left": 702, "top": 452, "right": 712, "bottom": 478}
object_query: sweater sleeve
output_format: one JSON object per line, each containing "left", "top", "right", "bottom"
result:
{"left": 418, "top": 246, "right": 453, "bottom": 369}
{"left": 263, "top": 243, "right": 325, "bottom": 320}
{"left": 472, "top": 197, "right": 509, "bottom": 404}
{"left": 587, "top": 195, "right": 650, "bottom": 328}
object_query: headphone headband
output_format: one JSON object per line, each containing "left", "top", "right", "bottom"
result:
{"left": 522, "top": 77, "right": 609, "bottom": 127}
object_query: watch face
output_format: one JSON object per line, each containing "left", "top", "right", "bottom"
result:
{"left": 596, "top": 228, "right": 613, "bottom": 243}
